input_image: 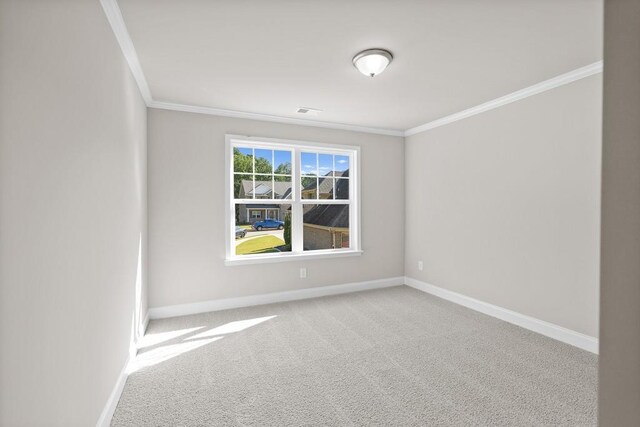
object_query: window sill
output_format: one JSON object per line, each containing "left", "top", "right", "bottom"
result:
{"left": 225, "top": 249, "right": 363, "bottom": 266}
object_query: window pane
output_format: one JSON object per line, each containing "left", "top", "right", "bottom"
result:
{"left": 254, "top": 174, "right": 272, "bottom": 199}
{"left": 301, "top": 152, "right": 317, "bottom": 176}
{"left": 301, "top": 152, "right": 317, "bottom": 199}
{"left": 233, "top": 147, "right": 253, "bottom": 173}
{"left": 301, "top": 176, "right": 317, "bottom": 199}
{"left": 317, "top": 176, "right": 334, "bottom": 199}
{"left": 335, "top": 178, "right": 349, "bottom": 200}
{"left": 234, "top": 174, "right": 253, "bottom": 199}
{"left": 303, "top": 204, "right": 349, "bottom": 251}
{"left": 274, "top": 150, "right": 292, "bottom": 175}
{"left": 235, "top": 204, "right": 292, "bottom": 255}
{"left": 254, "top": 149, "right": 273, "bottom": 174}
{"left": 335, "top": 155, "right": 349, "bottom": 175}
{"left": 273, "top": 174, "right": 292, "bottom": 199}
{"left": 318, "top": 153, "right": 333, "bottom": 177}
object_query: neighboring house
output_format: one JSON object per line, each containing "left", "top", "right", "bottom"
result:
{"left": 302, "top": 170, "right": 347, "bottom": 199}
{"left": 303, "top": 172, "right": 349, "bottom": 250}
{"left": 237, "top": 179, "right": 292, "bottom": 224}
{"left": 237, "top": 172, "right": 350, "bottom": 243}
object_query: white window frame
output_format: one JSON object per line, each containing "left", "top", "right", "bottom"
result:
{"left": 225, "top": 134, "right": 362, "bottom": 266}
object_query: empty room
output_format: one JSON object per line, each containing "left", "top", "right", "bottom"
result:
{"left": 2, "top": 0, "right": 639, "bottom": 426}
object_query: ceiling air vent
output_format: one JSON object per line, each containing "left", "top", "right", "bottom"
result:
{"left": 296, "top": 107, "right": 322, "bottom": 115}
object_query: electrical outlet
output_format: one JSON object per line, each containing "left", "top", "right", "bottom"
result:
{"left": 418, "top": 261, "right": 424, "bottom": 271}
{"left": 300, "top": 267, "right": 307, "bottom": 279}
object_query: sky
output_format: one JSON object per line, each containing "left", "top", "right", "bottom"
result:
{"left": 237, "top": 147, "right": 349, "bottom": 176}
{"left": 301, "top": 152, "right": 349, "bottom": 176}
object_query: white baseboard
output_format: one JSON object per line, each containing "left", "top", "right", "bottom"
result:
{"left": 141, "top": 312, "right": 150, "bottom": 336}
{"left": 149, "top": 276, "right": 405, "bottom": 319}
{"left": 97, "top": 276, "right": 595, "bottom": 426}
{"left": 97, "top": 312, "right": 148, "bottom": 427}
{"left": 96, "top": 355, "right": 130, "bottom": 427}
{"left": 404, "top": 277, "right": 599, "bottom": 354}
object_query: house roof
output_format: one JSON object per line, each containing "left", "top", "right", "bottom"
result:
{"left": 303, "top": 177, "right": 349, "bottom": 228}
{"left": 303, "top": 170, "right": 349, "bottom": 195}
{"left": 240, "top": 170, "right": 347, "bottom": 201}
{"left": 241, "top": 179, "right": 292, "bottom": 198}
{"left": 304, "top": 204, "right": 349, "bottom": 228}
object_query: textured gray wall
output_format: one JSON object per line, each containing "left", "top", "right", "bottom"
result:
{"left": 0, "top": 1, "right": 148, "bottom": 425}
{"left": 599, "top": 0, "right": 640, "bottom": 424}
{"left": 147, "top": 109, "right": 404, "bottom": 308}
{"left": 404, "top": 75, "right": 602, "bottom": 337}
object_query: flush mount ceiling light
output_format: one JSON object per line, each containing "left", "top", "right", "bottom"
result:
{"left": 352, "top": 48, "right": 393, "bottom": 77}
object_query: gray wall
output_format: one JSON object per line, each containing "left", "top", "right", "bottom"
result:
{"left": 599, "top": 0, "right": 640, "bottom": 423}
{"left": 0, "top": 2, "right": 606, "bottom": 423}
{"left": 148, "top": 108, "right": 404, "bottom": 308}
{"left": 0, "top": 1, "right": 147, "bottom": 425}
{"left": 404, "top": 75, "right": 602, "bottom": 337}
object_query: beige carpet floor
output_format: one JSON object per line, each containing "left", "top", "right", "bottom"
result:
{"left": 112, "top": 285, "right": 597, "bottom": 426}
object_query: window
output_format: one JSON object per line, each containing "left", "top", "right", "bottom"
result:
{"left": 226, "top": 135, "right": 361, "bottom": 265}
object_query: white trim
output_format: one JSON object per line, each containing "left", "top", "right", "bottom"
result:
{"left": 226, "top": 135, "right": 361, "bottom": 264}
{"left": 99, "top": 0, "right": 402, "bottom": 137}
{"left": 227, "top": 134, "right": 362, "bottom": 152}
{"left": 97, "top": 310, "right": 149, "bottom": 427}
{"left": 96, "top": 355, "right": 130, "bottom": 427}
{"left": 100, "top": 1, "right": 601, "bottom": 139}
{"left": 225, "top": 137, "right": 233, "bottom": 262}
{"left": 99, "top": 0, "right": 152, "bottom": 104}
{"left": 405, "top": 277, "right": 599, "bottom": 354}
{"left": 149, "top": 100, "right": 404, "bottom": 137}
{"left": 404, "top": 61, "right": 604, "bottom": 136}
{"left": 141, "top": 312, "right": 150, "bottom": 336}
{"left": 148, "top": 276, "right": 404, "bottom": 319}
{"left": 225, "top": 249, "right": 362, "bottom": 266}
{"left": 96, "top": 312, "right": 150, "bottom": 426}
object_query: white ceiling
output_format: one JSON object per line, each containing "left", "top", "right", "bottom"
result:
{"left": 118, "top": 0, "right": 602, "bottom": 132}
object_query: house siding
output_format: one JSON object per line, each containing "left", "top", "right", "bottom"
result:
{"left": 238, "top": 206, "right": 283, "bottom": 224}
{"left": 303, "top": 224, "right": 349, "bottom": 250}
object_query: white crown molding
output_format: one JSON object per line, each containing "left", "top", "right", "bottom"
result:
{"left": 100, "top": 0, "right": 152, "bottom": 104}
{"left": 101, "top": 0, "right": 601, "bottom": 139}
{"left": 404, "top": 61, "right": 603, "bottom": 137}
{"left": 149, "top": 276, "right": 404, "bottom": 319}
{"left": 100, "top": 0, "right": 403, "bottom": 137}
{"left": 405, "top": 277, "right": 599, "bottom": 354}
{"left": 147, "top": 100, "right": 405, "bottom": 137}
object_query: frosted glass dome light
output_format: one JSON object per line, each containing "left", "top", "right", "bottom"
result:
{"left": 352, "top": 49, "right": 393, "bottom": 77}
